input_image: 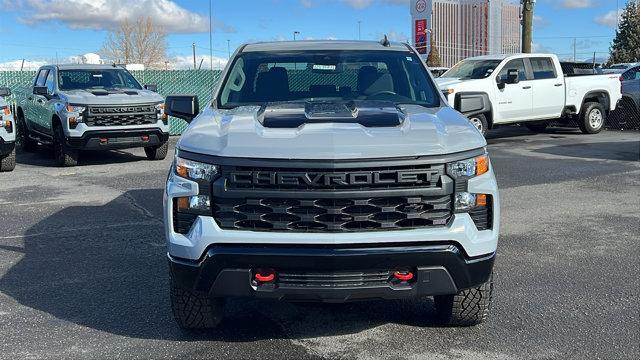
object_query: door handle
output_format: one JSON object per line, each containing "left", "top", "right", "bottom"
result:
{"left": 28, "top": 97, "right": 33, "bottom": 100}
{"left": 554, "top": 83, "right": 563, "bottom": 87}
{"left": 36, "top": 98, "right": 44, "bottom": 103}
{"left": 522, "top": 86, "right": 532, "bottom": 89}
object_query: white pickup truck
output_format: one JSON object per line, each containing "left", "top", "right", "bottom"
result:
{"left": 436, "top": 53, "right": 622, "bottom": 135}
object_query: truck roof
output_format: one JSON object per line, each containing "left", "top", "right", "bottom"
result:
{"left": 242, "top": 40, "right": 410, "bottom": 53}
{"left": 45, "top": 64, "right": 126, "bottom": 70}
{"left": 463, "top": 53, "right": 558, "bottom": 61}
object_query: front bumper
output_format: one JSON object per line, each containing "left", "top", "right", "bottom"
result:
{"left": 66, "top": 128, "right": 169, "bottom": 150}
{"left": 0, "top": 138, "right": 15, "bottom": 156}
{"left": 169, "top": 243, "right": 495, "bottom": 302}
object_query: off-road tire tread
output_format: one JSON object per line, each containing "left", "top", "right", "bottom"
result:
{"left": 0, "top": 148, "right": 16, "bottom": 172}
{"left": 17, "top": 113, "right": 37, "bottom": 152}
{"left": 170, "top": 282, "right": 222, "bottom": 329}
{"left": 144, "top": 141, "right": 169, "bottom": 160}
{"left": 53, "top": 125, "right": 78, "bottom": 167}
{"left": 434, "top": 274, "right": 493, "bottom": 326}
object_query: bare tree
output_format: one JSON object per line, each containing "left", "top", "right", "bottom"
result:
{"left": 101, "top": 17, "right": 167, "bottom": 69}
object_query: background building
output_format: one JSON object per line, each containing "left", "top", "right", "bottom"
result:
{"left": 411, "top": 0, "right": 522, "bottom": 67}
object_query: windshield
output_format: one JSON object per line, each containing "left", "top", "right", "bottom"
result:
{"left": 217, "top": 50, "right": 440, "bottom": 109}
{"left": 441, "top": 59, "right": 501, "bottom": 79}
{"left": 58, "top": 69, "right": 142, "bottom": 91}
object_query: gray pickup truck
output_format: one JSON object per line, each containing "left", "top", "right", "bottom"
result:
{"left": 14, "top": 64, "right": 169, "bottom": 166}
{"left": 0, "top": 87, "right": 16, "bottom": 172}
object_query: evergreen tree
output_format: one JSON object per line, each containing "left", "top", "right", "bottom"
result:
{"left": 609, "top": 1, "right": 640, "bottom": 64}
{"left": 427, "top": 34, "right": 442, "bottom": 67}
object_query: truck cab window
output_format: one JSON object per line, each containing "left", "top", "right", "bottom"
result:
{"left": 498, "top": 59, "right": 527, "bottom": 82}
{"left": 45, "top": 71, "right": 55, "bottom": 94}
{"left": 530, "top": 58, "right": 557, "bottom": 79}
{"left": 35, "top": 70, "right": 48, "bottom": 87}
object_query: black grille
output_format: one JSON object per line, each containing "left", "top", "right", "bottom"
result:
{"left": 277, "top": 270, "right": 393, "bottom": 288}
{"left": 85, "top": 105, "right": 157, "bottom": 127}
{"left": 469, "top": 198, "right": 493, "bottom": 231}
{"left": 212, "top": 195, "right": 452, "bottom": 232}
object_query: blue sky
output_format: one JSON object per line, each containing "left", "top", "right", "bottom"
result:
{"left": 0, "top": 0, "right": 628, "bottom": 68}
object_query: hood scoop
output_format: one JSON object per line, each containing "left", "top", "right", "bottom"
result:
{"left": 88, "top": 89, "right": 139, "bottom": 96}
{"left": 260, "top": 101, "right": 403, "bottom": 128}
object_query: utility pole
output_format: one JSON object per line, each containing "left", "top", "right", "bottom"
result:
{"left": 209, "top": 0, "right": 213, "bottom": 72}
{"left": 358, "top": 21, "right": 361, "bottom": 40}
{"left": 573, "top": 38, "right": 577, "bottom": 62}
{"left": 192, "top": 43, "right": 196, "bottom": 70}
{"left": 521, "top": 0, "right": 535, "bottom": 53}
{"left": 293, "top": 31, "right": 300, "bottom": 41}
{"left": 227, "top": 39, "right": 230, "bottom": 59}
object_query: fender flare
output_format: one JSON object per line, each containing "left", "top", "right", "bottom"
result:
{"left": 581, "top": 90, "right": 611, "bottom": 112}
{"left": 454, "top": 92, "right": 492, "bottom": 118}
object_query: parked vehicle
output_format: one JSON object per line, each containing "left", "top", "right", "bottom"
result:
{"left": 436, "top": 53, "right": 623, "bottom": 135}
{"left": 0, "top": 87, "right": 16, "bottom": 172}
{"left": 163, "top": 40, "right": 500, "bottom": 329}
{"left": 13, "top": 64, "right": 168, "bottom": 167}
{"left": 604, "top": 65, "right": 639, "bottom": 119}
{"left": 429, "top": 66, "right": 449, "bottom": 78}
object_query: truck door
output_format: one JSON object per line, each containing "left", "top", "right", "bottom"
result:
{"left": 494, "top": 58, "right": 532, "bottom": 122}
{"left": 26, "top": 69, "right": 48, "bottom": 130}
{"left": 528, "top": 57, "right": 565, "bottom": 119}
{"left": 37, "top": 70, "right": 56, "bottom": 135}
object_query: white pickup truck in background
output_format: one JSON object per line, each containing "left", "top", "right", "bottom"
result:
{"left": 436, "top": 53, "right": 622, "bottom": 135}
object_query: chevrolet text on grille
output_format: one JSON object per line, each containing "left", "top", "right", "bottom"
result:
{"left": 228, "top": 169, "right": 441, "bottom": 186}
{"left": 90, "top": 106, "right": 152, "bottom": 114}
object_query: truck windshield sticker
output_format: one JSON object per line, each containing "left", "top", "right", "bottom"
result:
{"left": 313, "top": 64, "right": 336, "bottom": 71}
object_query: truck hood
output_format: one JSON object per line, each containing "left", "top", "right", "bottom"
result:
{"left": 60, "top": 89, "right": 163, "bottom": 105}
{"left": 177, "top": 104, "right": 486, "bottom": 160}
{"left": 435, "top": 77, "right": 485, "bottom": 90}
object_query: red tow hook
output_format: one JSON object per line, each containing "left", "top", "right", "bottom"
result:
{"left": 254, "top": 268, "right": 276, "bottom": 283}
{"left": 393, "top": 271, "right": 414, "bottom": 281}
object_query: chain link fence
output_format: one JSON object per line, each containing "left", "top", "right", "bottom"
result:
{"left": 1, "top": 70, "right": 638, "bottom": 134}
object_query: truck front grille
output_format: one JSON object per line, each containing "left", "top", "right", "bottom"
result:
{"left": 85, "top": 104, "right": 157, "bottom": 127}
{"left": 212, "top": 195, "right": 452, "bottom": 232}
{"left": 277, "top": 270, "right": 392, "bottom": 288}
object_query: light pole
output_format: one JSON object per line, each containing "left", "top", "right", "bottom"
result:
{"left": 358, "top": 21, "right": 361, "bottom": 40}
{"left": 227, "top": 39, "right": 230, "bottom": 59}
{"left": 293, "top": 31, "right": 300, "bottom": 41}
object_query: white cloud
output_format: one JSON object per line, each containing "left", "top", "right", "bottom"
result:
{"left": 17, "top": 0, "right": 235, "bottom": 34}
{"left": 0, "top": 59, "right": 47, "bottom": 71}
{"left": 300, "top": 0, "right": 315, "bottom": 8}
{"left": 560, "top": 0, "right": 594, "bottom": 9}
{"left": 532, "top": 42, "right": 551, "bottom": 53}
{"left": 595, "top": 9, "right": 622, "bottom": 28}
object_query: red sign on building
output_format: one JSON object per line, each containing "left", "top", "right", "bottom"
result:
{"left": 415, "top": 19, "right": 427, "bottom": 54}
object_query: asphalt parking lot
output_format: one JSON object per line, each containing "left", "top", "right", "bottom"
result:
{"left": 0, "top": 126, "right": 638, "bottom": 360}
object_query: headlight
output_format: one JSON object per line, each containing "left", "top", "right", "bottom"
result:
{"left": 447, "top": 154, "right": 489, "bottom": 179}
{"left": 66, "top": 104, "right": 86, "bottom": 114}
{"left": 174, "top": 156, "right": 218, "bottom": 182}
{"left": 65, "top": 104, "right": 86, "bottom": 129}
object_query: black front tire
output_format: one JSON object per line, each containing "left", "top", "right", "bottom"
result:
{"left": 144, "top": 141, "right": 168, "bottom": 160}
{"left": 16, "top": 112, "right": 38, "bottom": 152}
{"left": 578, "top": 102, "right": 606, "bottom": 134}
{"left": 170, "top": 277, "right": 224, "bottom": 330}
{"left": 434, "top": 273, "right": 493, "bottom": 326}
{"left": 0, "top": 147, "right": 16, "bottom": 172}
{"left": 525, "top": 121, "right": 549, "bottom": 133}
{"left": 468, "top": 114, "right": 489, "bottom": 137}
{"left": 53, "top": 125, "right": 78, "bottom": 167}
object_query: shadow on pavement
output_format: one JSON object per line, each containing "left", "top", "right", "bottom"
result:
{"left": 0, "top": 189, "right": 445, "bottom": 342}
{"left": 534, "top": 140, "right": 640, "bottom": 162}
{"left": 15, "top": 146, "right": 151, "bottom": 167}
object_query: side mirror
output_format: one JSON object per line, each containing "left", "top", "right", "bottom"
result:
{"left": 496, "top": 77, "right": 505, "bottom": 90}
{"left": 165, "top": 95, "right": 199, "bottom": 123}
{"left": 506, "top": 69, "right": 520, "bottom": 84}
{"left": 33, "top": 86, "right": 48, "bottom": 96}
{"left": 144, "top": 84, "right": 158, "bottom": 92}
{"left": 0, "top": 87, "right": 10, "bottom": 97}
